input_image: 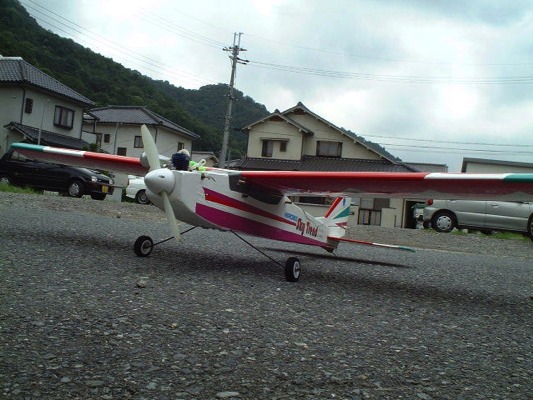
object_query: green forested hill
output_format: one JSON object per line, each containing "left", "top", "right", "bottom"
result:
{"left": 0, "top": 0, "right": 269, "bottom": 156}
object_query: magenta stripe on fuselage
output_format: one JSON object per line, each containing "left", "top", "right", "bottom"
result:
{"left": 203, "top": 187, "right": 294, "bottom": 226}
{"left": 196, "top": 204, "right": 326, "bottom": 247}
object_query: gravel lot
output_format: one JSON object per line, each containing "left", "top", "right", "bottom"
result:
{"left": 1, "top": 192, "right": 532, "bottom": 399}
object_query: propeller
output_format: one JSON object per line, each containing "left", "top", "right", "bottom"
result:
{"left": 141, "top": 125, "right": 181, "bottom": 241}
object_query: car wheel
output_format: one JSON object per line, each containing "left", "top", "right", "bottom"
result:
{"left": 135, "top": 189, "right": 150, "bottom": 205}
{"left": 67, "top": 180, "right": 84, "bottom": 198}
{"left": 0, "top": 175, "right": 11, "bottom": 185}
{"left": 528, "top": 215, "right": 533, "bottom": 241}
{"left": 90, "top": 193, "right": 106, "bottom": 201}
{"left": 431, "top": 211, "right": 456, "bottom": 233}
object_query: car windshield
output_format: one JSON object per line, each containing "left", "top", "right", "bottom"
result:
{"left": 10, "top": 151, "right": 32, "bottom": 162}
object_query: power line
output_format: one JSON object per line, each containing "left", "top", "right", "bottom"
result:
{"left": 361, "top": 134, "right": 533, "bottom": 148}
{"left": 134, "top": 7, "right": 227, "bottom": 49}
{"left": 246, "top": 60, "right": 533, "bottom": 84}
{"left": 247, "top": 130, "right": 533, "bottom": 150}
{"left": 20, "top": 0, "right": 219, "bottom": 86}
{"left": 244, "top": 34, "right": 533, "bottom": 67}
{"left": 379, "top": 142, "right": 533, "bottom": 154}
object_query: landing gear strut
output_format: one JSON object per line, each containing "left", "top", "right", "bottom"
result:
{"left": 133, "top": 227, "right": 196, "bottom": 258}
{"left": 230, "top": 231, "right": 302, "bottom": 282}
{"left": 133, "top": 229, "right": 302, "bottom": 282}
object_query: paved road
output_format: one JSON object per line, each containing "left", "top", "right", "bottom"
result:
{"left": 1, "top": 200, "right": 531, "bottom": 399}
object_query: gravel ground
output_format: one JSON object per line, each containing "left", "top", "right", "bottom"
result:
{"left": 1, "top": 192, "right": 532, "bottom": 399}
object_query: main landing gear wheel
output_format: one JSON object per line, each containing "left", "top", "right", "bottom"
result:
{"left": 285, "top": 257, "right": 301, "bottom": 282}
{"left": 134, "top": 235, "right": 154, "bottom": 257}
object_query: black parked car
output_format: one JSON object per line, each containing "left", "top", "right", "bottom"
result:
{"left": 0, "top": 149, "right": 114, "bottom": 200}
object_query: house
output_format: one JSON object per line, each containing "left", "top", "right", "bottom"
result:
{"left": 0, "top": 56, "right": 94, "bottom": 156}
{"left": 462, "top": 157, "right": 533, "bottom": 174}
{"left": 191, "top": 151, "right": 218, "bottom": 168}
{"left": 83, "top": 106, "right": 199, "bottom": 160}
{"left": 239, "top": 102, "right": 446, "bottom": 228}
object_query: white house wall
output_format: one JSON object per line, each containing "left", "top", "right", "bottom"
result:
{"left": 464, "top": 161, "right": 533, "bottom": 174}
{"left": 87, "top": 123, "right": 193, "bottom": 159}
{"left": 247, "top": 121, "right": 303, "bottom": 159}
{"left": 0, "top": 87, "right": 85, "bottom": 155}
{"left": 288, "top": 113, "right": 381, "bottom": 159}
{"left": 0, "top": 86, "right": 23, "bottom": 154}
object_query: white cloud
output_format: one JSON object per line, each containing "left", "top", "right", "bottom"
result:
{"left": 20, "top": 0, "right": 533, "bottom": 171}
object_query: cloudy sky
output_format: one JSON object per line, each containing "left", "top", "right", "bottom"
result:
{"left": 20, "top": 0, "right": 533, "bottom": 171}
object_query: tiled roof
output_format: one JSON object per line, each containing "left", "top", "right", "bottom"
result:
{"left": 403, "top": 162, "right": 448, "bottom": 173}
{"left": 234, "top": 156, "right": 415, "bottom": 172}
{"left": 234, "top": 157, "right": 302, "bottom": 171}
{"left": 300, "top": 156, "right": 415, "bottom": 172}
{"left": 5, "top": 122, "right": 90, "bottom": 150}
{"left": 88, "top": 106, "right": 199, "bottom": 139}
{"left": 0, "top": 57, "right": 94, "bottom": 106}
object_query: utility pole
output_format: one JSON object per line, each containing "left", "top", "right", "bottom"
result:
{"left": 220, "top": 32, "right": 247, "bottom": 168}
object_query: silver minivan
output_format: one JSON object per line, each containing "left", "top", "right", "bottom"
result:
{"left": 423, "top": 199, "right": 533, "bottom": 239}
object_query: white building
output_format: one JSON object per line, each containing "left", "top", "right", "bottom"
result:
{"left": 0, "top": 56, "right": 94, "bottom": 156}
{"left": 239, "top": 102, "right": 447, "bottom": 228}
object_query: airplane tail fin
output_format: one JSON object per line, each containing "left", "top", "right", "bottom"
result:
{"left": 319, "top": 197, "right": 351, "bottom": 239}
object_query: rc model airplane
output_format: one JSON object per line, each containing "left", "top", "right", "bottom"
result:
{"left": 11, "top": 125, "right": 533, "bottom": 281}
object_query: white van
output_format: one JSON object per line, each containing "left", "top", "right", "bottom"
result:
{"left": 423, "top": 199, "right": 533, "bottom": 239}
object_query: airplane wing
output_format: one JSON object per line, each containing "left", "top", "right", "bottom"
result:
{"left": 11, "top": 143, "right": 148, "bottom": 176}
{"left": 234, "top": 170, "right": 533, "bottom": 201}
{"left": 11, "top": 143, "right": 533, "bottom": 201}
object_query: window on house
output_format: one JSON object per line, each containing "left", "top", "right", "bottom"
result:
{"left": 53, "top": 106, "right": 74, "bottom": 129}
{"left": 262, "top": 140, "right": 274, "bottom": 157}
{"left": 24, "top": 98, "right": 33, "bottom": 114}
{"left": 103, "top": 134, "right": 111, "bottom": 144}
{"left": 316, "top": 141, "right": 342, "bottom": 157}
{"left": 134, "top": 136, "right": 143, "bottom": 148}
{"left": 177, "top": 142, "right": 185, "bottom": 151}
{"left": 117, "top": 147, "right": 127, "bottom": 156}
{"left": 280, "top": 141, "right": 287, "bottom": 152}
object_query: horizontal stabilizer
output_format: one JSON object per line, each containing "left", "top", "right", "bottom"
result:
{"left": 329, "top": 236, "right": 416, "bottom": 252}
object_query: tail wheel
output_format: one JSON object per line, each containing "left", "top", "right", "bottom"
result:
{"left": 285, "top": 257, "right": 301, "bottom": 282}
{"left": 134, "top": 235, "right": 154, "bottom": 257}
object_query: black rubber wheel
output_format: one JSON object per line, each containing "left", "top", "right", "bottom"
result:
{"left": 67, "top": 180, "right": 84, "bottom": 198}
{"left": 285, "top": 257, "right": 301, "bottom": 282}
{"left": 135, "top": 189, "right": 150, "bottom": 205}
{"left": 431, "top": 211, "right": 456, "bottom": 233}
{"left": 528, "top": 215, "right": 533, "bottom": 242}
{"left": 134, "top": 235, "right": 154, "bottom": 257}
{"left": 0, "top": 175, "right": 11, "bottom": 185}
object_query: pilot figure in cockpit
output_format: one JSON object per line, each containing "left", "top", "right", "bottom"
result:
{"left": 171, "top": 149, "right": 190, "bottom": 171}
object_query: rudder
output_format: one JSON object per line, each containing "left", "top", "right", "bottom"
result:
{"left": 321, "top": 197, "right": 351, "bottom": 238}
